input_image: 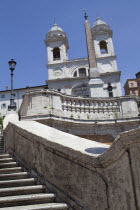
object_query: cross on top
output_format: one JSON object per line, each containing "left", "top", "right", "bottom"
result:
{"left": 84, "top": 9, "right": 88, "bottom": 20}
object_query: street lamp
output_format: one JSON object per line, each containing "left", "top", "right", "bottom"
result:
{"left": 8, "top": 59, "right": 17, "bottom": 111}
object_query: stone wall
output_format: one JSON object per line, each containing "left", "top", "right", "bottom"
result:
{"left": 3, "top": 114, "right": 140, "bottom": 210}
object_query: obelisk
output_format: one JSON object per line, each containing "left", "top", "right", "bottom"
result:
{"left": 84, "top": 11, "right": 99, "bottom": 78}
{"left": 84, "top": 11, "right": 103, "bottom": 97}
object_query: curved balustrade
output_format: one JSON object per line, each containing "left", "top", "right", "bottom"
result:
{"left": 19, "top": 89, "right": 139, "bottom": 121}
{"left": 62, "top": 97, "right": 119, "bottom": 114}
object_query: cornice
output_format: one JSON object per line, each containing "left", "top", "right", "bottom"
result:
{"left": 47, "top": 57, "right": 88, "bottom": 67}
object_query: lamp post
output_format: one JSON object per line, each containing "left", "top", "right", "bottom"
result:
{"left": 8, "top": 59, "right": 17, "bottom": 111}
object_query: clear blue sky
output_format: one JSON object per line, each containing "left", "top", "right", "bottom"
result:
{"left": 0, "top": 0, "right": 140, "bottom": 94}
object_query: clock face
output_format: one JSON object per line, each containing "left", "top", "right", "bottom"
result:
{"left": 100, "top": 61, "right": 112, "bottom": 72}
{"left": 53, "top": 68, "right": 63, "bottom": 78}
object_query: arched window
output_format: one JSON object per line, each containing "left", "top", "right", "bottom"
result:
{"left": 107, "top": 83, "right": 113, "bottom": 97}
{"left": 53, "top": 47, "right": 60, "bottom": 60}
{"left": 99, "top": 41, "right": 108, "bottom": 54}
{"left": 73, "top": 71, "right": 77, "bottom": 77}
{"left": 73, "top": 68, "right": 88, "bottom": 78}
{"left": 79, "top": 68, "right": 86, "bottom": 77}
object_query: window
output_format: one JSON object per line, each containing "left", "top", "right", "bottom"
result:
{"left": 73, "top": 68, "right": 88, "bottom": 78}
{"left": 1, "top": 94, "right": 5, "bottom": 99}
{"left": 99, "top": 41, "right": 108, "bottom": 54}
{"left": 79, "top": 68, "right": 86, "bottom": 77}
{"left": 137, "top": 81, "right": 140, "bottom": 87}
{"left": 131, "top": 90, "right": 135, "bottom": 95}
{"left": 53, "top": 47, "right": 60, "bottom": 60}
{"left": 1, "top": 103, "right": 6, "bottom": 109}
{"left": 130, "top": 83, "right": 134, "bottom": 87}
{"left": 107, "top": 83, "right": 113, "bottom": 97}
{"left": 73, "top": 71, "right": 77, "bottom": 77}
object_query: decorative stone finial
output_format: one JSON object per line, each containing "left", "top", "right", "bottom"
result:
{"left": 96, "top": 17, "right": 101, "bottom": 21}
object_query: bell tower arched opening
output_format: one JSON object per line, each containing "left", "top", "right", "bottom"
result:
{"left": 53, "top": 47, "right": 60, "bottom": 60}
{"left": 99, "top": 41, "right": 108, "bottom": 54}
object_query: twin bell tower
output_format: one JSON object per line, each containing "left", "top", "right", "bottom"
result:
{"left": 44, "top": 15, "right": 122, "bottom": 98}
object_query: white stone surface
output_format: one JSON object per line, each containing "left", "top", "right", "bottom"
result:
{"left": 3, "top": 112, "right": 19, "bottom": 129}
{"left": 4, "top": 113, "right": 109, "bottom": 157}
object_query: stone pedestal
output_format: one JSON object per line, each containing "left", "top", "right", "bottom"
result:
{"left": 89, "top": 78, "right": 104, "bottom": 97}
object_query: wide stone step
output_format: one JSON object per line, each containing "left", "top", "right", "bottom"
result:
{"left": 0, "top": 203, "right": 68, "bottom": 209}
{"left": 0, "top": 167, "right": 23, "bottom": 174}
{"left": 0, "top": 162, "right": 18, "bottom": 168}
{"left": 0, "top": 153, "right": 68, "bottom": 209}
{"left": 0, "top": 193, "right": 55, "bottom": 208}
{"left": 0, "top": 158, "right": 14, "bottom": 163}
{"left": 0, "top": 154, "right": 10, "bottom": 159}
{"left": 0, "top": 178, "right": 36, "bottom": 188}
{"left": 0, "top": 172, "right": 29, "bottom": 181}
{"left": 0, "top": 185, "right": 45, "bottom": 197}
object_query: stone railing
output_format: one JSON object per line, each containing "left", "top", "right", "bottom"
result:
{"left": 61, "top": 95, "right": 120, "bottom": 119}
{"left": 19, "top": 89, "right": 140, "bottom": 121}
{"left": 3, "top": 113, "right": 140, "bottom": 210}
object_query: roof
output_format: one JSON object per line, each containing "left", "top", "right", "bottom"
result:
{"left": 93, "top": 17, "right": 108, "bottom": 28}
{"left": 135, "top": 71, "right": 140, "bottom": 78}
{"left": 49, "top": 23, "right": 63, "bottom": 32}
{"left": 0, "top": 85, "right": 47, "bottom": 93}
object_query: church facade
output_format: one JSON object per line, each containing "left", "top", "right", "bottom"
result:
{"left": 19, "top": 17, "right": 140, "bottom": 143}
{"left": 45, "top": 17, "right": 122, "bottom": 98}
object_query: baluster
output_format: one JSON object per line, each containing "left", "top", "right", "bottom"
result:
{"left": 80, "top": 101, "right": 84, "bottom": 113}
{"left": 72, "top": 100, "right": 76, "bottom": 112}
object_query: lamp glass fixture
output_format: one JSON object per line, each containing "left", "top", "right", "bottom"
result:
{"left": 8, "top": 59, "right": 17, "bottom": 71}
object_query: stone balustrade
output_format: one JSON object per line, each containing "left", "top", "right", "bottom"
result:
{"left": 19, "top": 89, "right": 139, "bottom": 121}
{"left": 61, "top": 95, "right": 120, "bottom": 119}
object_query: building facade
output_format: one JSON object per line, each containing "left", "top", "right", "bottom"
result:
{"left": 124, "top": 79, "right": 139, "bottom": 96}
{"left": 44, "top": 18, "right": 122, "bottom": 98}
{"left": 0, "top": 85, "right": 46, "bottom": 117}
{"left": 136, "top": 71, "right": 140, "bottom": 96}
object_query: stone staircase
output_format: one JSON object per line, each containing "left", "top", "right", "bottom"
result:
{"left": 0, "top": 153, "right": 68, "bottom": 209}
{"left": 0, "top": 136, "right": 4, "bottom": 154}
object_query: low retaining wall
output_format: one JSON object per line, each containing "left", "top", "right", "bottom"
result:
{"left": 4, "top": 114, "right": 140, "bottom": 210}
{"left": 36, "top": 117, "right": 140, "bottom": 142}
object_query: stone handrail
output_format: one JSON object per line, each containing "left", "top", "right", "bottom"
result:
{"left": 3, "top": 113, "right": 140, "bottom": 210}
{"left": 19, "top": 89, "right": 140, "bottom": 121}
{"left": 61, "top": 95, "right": 120, "bottom": 115}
